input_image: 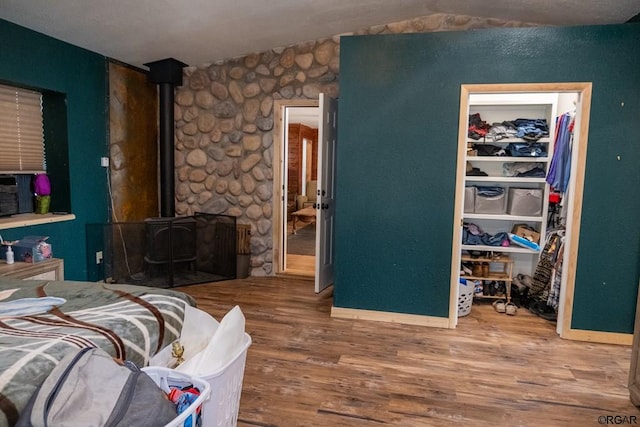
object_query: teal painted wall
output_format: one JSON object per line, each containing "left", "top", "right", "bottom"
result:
{"left": 0, "top": 19, "right": 109, "bottom": 280}
{"left": 336, "top": 24, "right": 640, "bottom": 333}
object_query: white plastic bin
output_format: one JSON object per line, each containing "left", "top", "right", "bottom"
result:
{"left": 199, "top": 332, "right": 252, "bottom": 427}
{"left": 458, "top": 279, "right": 474, "bottom": 317}
{"left": 142, "top": 366, "right": 212, "bottom": 427}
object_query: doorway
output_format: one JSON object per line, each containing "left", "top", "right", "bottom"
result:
{"left": 285, "top": 107, "right": 319, "bottom": 276}
{"left": 273, "top": 96, "right": 337, "bottom": 293}
{"left": 449, "top": 83, "right": 593, "bottom": 341}
{"left": 273, "top": 100, "right": 319, "bottom": 278}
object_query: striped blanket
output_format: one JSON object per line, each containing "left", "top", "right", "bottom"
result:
{"left": 0, "top": 278, "right": 195, "bottom": 427}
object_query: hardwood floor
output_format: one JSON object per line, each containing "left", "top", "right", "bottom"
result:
{"left": 180, "top": 277, "right": 638, "bottom": 426}
{"left": 285, "top": 254, "right": 315, "bottom": 276}
{"left": 285, "top": 218, "right": 315, "bottom": 275}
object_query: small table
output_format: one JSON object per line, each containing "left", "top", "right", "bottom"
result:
{"left": 0, "top": 257, "right": 64, "bottom": 280}
{"left": 291, "top": 207, "right": 316, "bottom": 234}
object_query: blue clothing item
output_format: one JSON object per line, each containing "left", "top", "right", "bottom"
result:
{"left": 511, "top": 118, "right": 549, "bottom": 140}
{"left": 517, "top": 167, "right": 546, "bottom": 177}
{"left": 516, "top": 125, "right": 543, "bottom": 139}
{"left": 507, "top": 142, "right": 548, "bottom": 157}
{"left": 175, "top": 392, "right": 201, "bottom": 427}
{"left": 512, "top": 118, "right": 549, "bottom": 129}
{"left": 475, "top": 186, "right": 504, "bottom": 197}
{"left": 546, "top": 112, "right": 573, "bottom": 192}
{"left": 462, "top": 224, "right": 509, "bottom": 247}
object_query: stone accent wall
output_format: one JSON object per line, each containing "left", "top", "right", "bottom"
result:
{"left": 175, "top": 13, "right": 532, "bottom": 276}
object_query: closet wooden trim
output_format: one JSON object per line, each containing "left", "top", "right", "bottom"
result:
{"left": 331, "top": 306, "right": 450, "bottom": 328}
{"left": 451, "top": 82, "right": 606, "bottom": 342}
{"left": 562, "top": 329, "right": 632, "bottom": 346}
{"left": 559, "top": 83, "right": 592, "bottom": 340}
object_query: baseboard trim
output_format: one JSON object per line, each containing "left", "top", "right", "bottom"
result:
{"left": 331, "top": 306, "right": 450, "bottom": 328}
{"left": 562, "top": 328, "right": 632, "bottom": 345}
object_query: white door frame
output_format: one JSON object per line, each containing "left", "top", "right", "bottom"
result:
{"left": 449, "top": 83, "right": 603, "bottom": 342}
{"left": 272, "top": 99, "right": 319, "bottom": 275}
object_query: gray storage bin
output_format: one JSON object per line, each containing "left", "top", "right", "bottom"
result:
{"left": 474, "top": 190, "right": 506, "bottom": 214}
{"left": 507, "top": 188, "right": 543, "bottom": 216}
{"left": 464, "top": 187, "right": 475, "bottom": 213}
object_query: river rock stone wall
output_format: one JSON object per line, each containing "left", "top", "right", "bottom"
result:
{"left": 175, "top": 13, "right": 532, "bottom": 277}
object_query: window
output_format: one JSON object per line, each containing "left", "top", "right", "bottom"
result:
{"left": 0, "top": 83, "right": 45, "bottom": 173}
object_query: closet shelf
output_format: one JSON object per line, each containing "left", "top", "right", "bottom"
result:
{"left": 462, "top": 272, "right": 511, "bottom": 281}
{"left": 464, "top": 176, "right": 547, "bottom": 183}
{"left": 466, "top": 156, "right": 549, "bottom": 162}
{"left": 468, "top": 137, "right": 551, "bottom": 144}
{"left": 464, "top": 213, "right": 544, "bottom": 222}
{"left": 461, "top": 244, "right": 540, "bottom": 254}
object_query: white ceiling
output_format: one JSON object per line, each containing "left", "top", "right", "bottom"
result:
{"left": 1, "top": 0, "right": 639, "bottom": 69}
{"left": 288, "top": 107, "right": 319, "bottom": 128}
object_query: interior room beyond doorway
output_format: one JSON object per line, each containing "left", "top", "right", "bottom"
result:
{"left": 284, "top": 105, "right": 319, "bottom": 276}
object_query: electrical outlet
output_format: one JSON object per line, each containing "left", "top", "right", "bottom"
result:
{"left": 95, "top": 251, "right": 103, "bottom": 264}
{"left": 100, "top": 157, "right": 109, "bottom": 167}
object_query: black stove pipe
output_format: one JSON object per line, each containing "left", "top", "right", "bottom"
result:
{"left": 144, "top": 58, "right": 187, "bottom": 217}
{"left": 157, "top": 82, "right": 176, "bottom": 217}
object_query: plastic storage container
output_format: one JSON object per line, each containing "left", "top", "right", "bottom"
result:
{"left": 458, "top": 279, "right": 474, "bottom": 317}
{"left": 199, "top": 332, "right": 252, "bottom": 427}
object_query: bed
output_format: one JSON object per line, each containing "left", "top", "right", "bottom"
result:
{"left": 0, "top": 277, "right": 196, "bottom": 427}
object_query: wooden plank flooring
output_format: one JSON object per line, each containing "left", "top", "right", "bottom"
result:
{"left": 284, "top": 254, "right": 314, "bottom": 276}
{"left": 179, "top": 276, "right": 639, "bottom": 426}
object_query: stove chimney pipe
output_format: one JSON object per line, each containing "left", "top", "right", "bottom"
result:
{"left": 143, "top": 58, "right": 187, "bottom": 217}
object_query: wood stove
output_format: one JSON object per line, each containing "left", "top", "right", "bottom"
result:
{"left": 89, "top": 213, "right": 237, "bottom": 287}
{"left": 144, "top": 216, "right": 197, "bottom": 276}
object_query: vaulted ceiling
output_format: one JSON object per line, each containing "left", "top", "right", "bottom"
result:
{"left": 1, "top": 0, "right": 639, "bottom": 69}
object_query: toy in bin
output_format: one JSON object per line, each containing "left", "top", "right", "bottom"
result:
{"left": 142, "top": 366, "right": 211, "bottom": 427}
{"left": 168, "top": 385, "right": 203, "bottom": 427}
{"left": 508, "top": 232, "right": 540, "bottom": 251}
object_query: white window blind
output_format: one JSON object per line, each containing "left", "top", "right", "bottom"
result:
{"left": 0, "top": 84, "right": 45, "bottom": 173}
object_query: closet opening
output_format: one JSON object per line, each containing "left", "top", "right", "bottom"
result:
{"left": 449, "top": 83, "right": 593, "bottom": 341}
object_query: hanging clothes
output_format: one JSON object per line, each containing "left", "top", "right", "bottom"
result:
{"left": 527, "top": 230, "right": 564, "bottom": 320}
{"left": 546, "top": 112, "right": 574, "bottom": 192}
{"left": 529, "top": 232, "right": 560, "bottom": 296}
{"left": 547, "top": 238, "right": 565, "bottom": 310}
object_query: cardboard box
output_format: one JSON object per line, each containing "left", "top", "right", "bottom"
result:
{"left": 0, "top": 235, "right": 52, "bottom": 263}
{"left": 511, "top": 225, "right": 541, "bottom": 244}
